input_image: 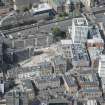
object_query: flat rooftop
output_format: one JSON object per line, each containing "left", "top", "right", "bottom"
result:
{"left": 63, "top": 74, "right": 77, "bottom": 87}
{"left": 35, "top": 76, "right": 60, "bottom": 84}
{"left": 31, "top": 3, "right": 52, "bottom": 13}
{"left": 88, "top": 47, "right": 102, "bottom": 60}
{"left": 71, "top": 44, "right": 89, "bottom": 61}
{"left": 79, "top": 88, "right": 101, "bottom": 93}
{"left": 61, "top": 39, "right": 72, "bottom": 45}
{"left": 73, "top": 18, "right": 88, "bottom": 26}
{"left": 88, "top": 25, "right": 103, "bottom": 39}
{"left": 78, "top": 73, "right": 98, "bottom": 84}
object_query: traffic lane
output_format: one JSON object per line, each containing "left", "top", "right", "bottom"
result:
{"left": 39, "top": 19, "right": 72, "bottom": 32}
{"left": 8, "top": 19, "right": 72, "bottom": 36}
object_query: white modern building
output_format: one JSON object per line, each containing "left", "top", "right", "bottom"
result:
{"left": 98, "top": 55, "right": 105, "bottom": 78}
{"left": 30, "top": 3, "right": 54, "bottom": 19}
{"left": 98, "top": 55, "right": 105, "bottom": 93}
{"left": 31, "top": 3, "right": 52, "bottom": 14}
{"left": 71, "top": 18, "right": 89, "bottom": 43}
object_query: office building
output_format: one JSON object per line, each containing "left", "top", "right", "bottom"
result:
{"left": 51, "top": 55, "right": 66, "bottom": 74}
{"left": 98, "top": 55, "right": 105, "bottom": 93}
{"left": 17, "top": 67, "right": 41, "bottom": 79}
{"left": 4, "top": 46, "right": 34, "bottom": 64}
{"left": 71, "top": 44, "right": 90, "bottom": 67}
{"left": 79, "top": 99, "right": 98, "bottom": 105}
{"left": 88, "top": 47, "right": 102, "bottom": 68}
{"left": 86, "top": 25, "right": 104, "bottom": 67}
{"left": 77, "top": 72, "right": 99, "bottom": 89}
{"left": 6, "top": 89, "right": 29, "bottom": 105}
{"left": 38, "top": 61, "right": 53, "bottom": 76}
{"left": 87, "top": 39, "right": 104, "bottom": 49}
{"left": 13, "top": 0, "right": 40, "bottom": 10}
{"left": 31, "top": 3, "right": 55, "bottom": 19}
{"left": 65, "top": 0, "right": 81, "bottom": 15}
{"left": 6, "top": 79, "right": 35, "bottom": 105}
{"left": 5, "top": 32, "right": 53, "bottom": 49}
{"left": 43, "top": 0, "right": 81, "bottom": 14}
{"left": 6, "top": 88, "right": 28, "bottom": 105}
{"left": 87, "top": 25, "right": 104, "bottom": 50}
{"left": 63, "top": 74, "right": 78, "bottom": 96}
{"left": 98, "top": 55, "right": 105, "bottom": 78}
{"left": 0, "top": 0, "right": 12, "bottom": 6}
{"left": 43, "top": 0, "right": 65, "bottom": 14}
{"left": 101, "top": 78, "right": 105, "bottom": 93}
{"left": 6, "top": 89, "right": 20, "bottom": 105}
{"left": 78, "top": 88, "right": 102, "bottom": 100}
{"left": 71, "top": 18, "right": 89, "bottom": 43}
{"left": 60, "top": 39, "right": 73, "bottom": 59}
{"left": 34, "top": 76, "right": 60, "bottom": 90}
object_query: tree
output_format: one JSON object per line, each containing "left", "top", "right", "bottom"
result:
{"left": 9, "top": 8, "right": 14, "bottom": 11}
{"left": 59, "top": 12, "right": 68, "bottom": 17}
{"left": 23, "top": 7, "right": 29, "bottom": 12}
{"left": 51, "top": 27, "right": 66, "bottom": 41}
{"left": 52, "top": 27, "right": 60, "bottom": 35}
{"left": 16, "top": 9, "right": 20, "bottom": 13}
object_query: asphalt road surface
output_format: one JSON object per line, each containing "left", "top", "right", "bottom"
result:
{"left": 3, "top": 18, "right": 72, "bottom": 35}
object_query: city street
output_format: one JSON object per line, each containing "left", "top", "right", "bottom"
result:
{"left": 2, "top": 18, "right": 72, "bottom": 35}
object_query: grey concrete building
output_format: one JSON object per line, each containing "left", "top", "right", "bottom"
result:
{"left": 13, "top": 0, "right": 41, "bottom": 10}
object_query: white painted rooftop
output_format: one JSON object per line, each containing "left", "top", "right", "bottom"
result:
{"left": 61, "top": 39, "right": 72, "bottom": 45}
{"left": 73, "top": 18, "right": 88, "bottom": 26}
{"left": 31, "top": 3, "right": 52, "bottom": 13}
